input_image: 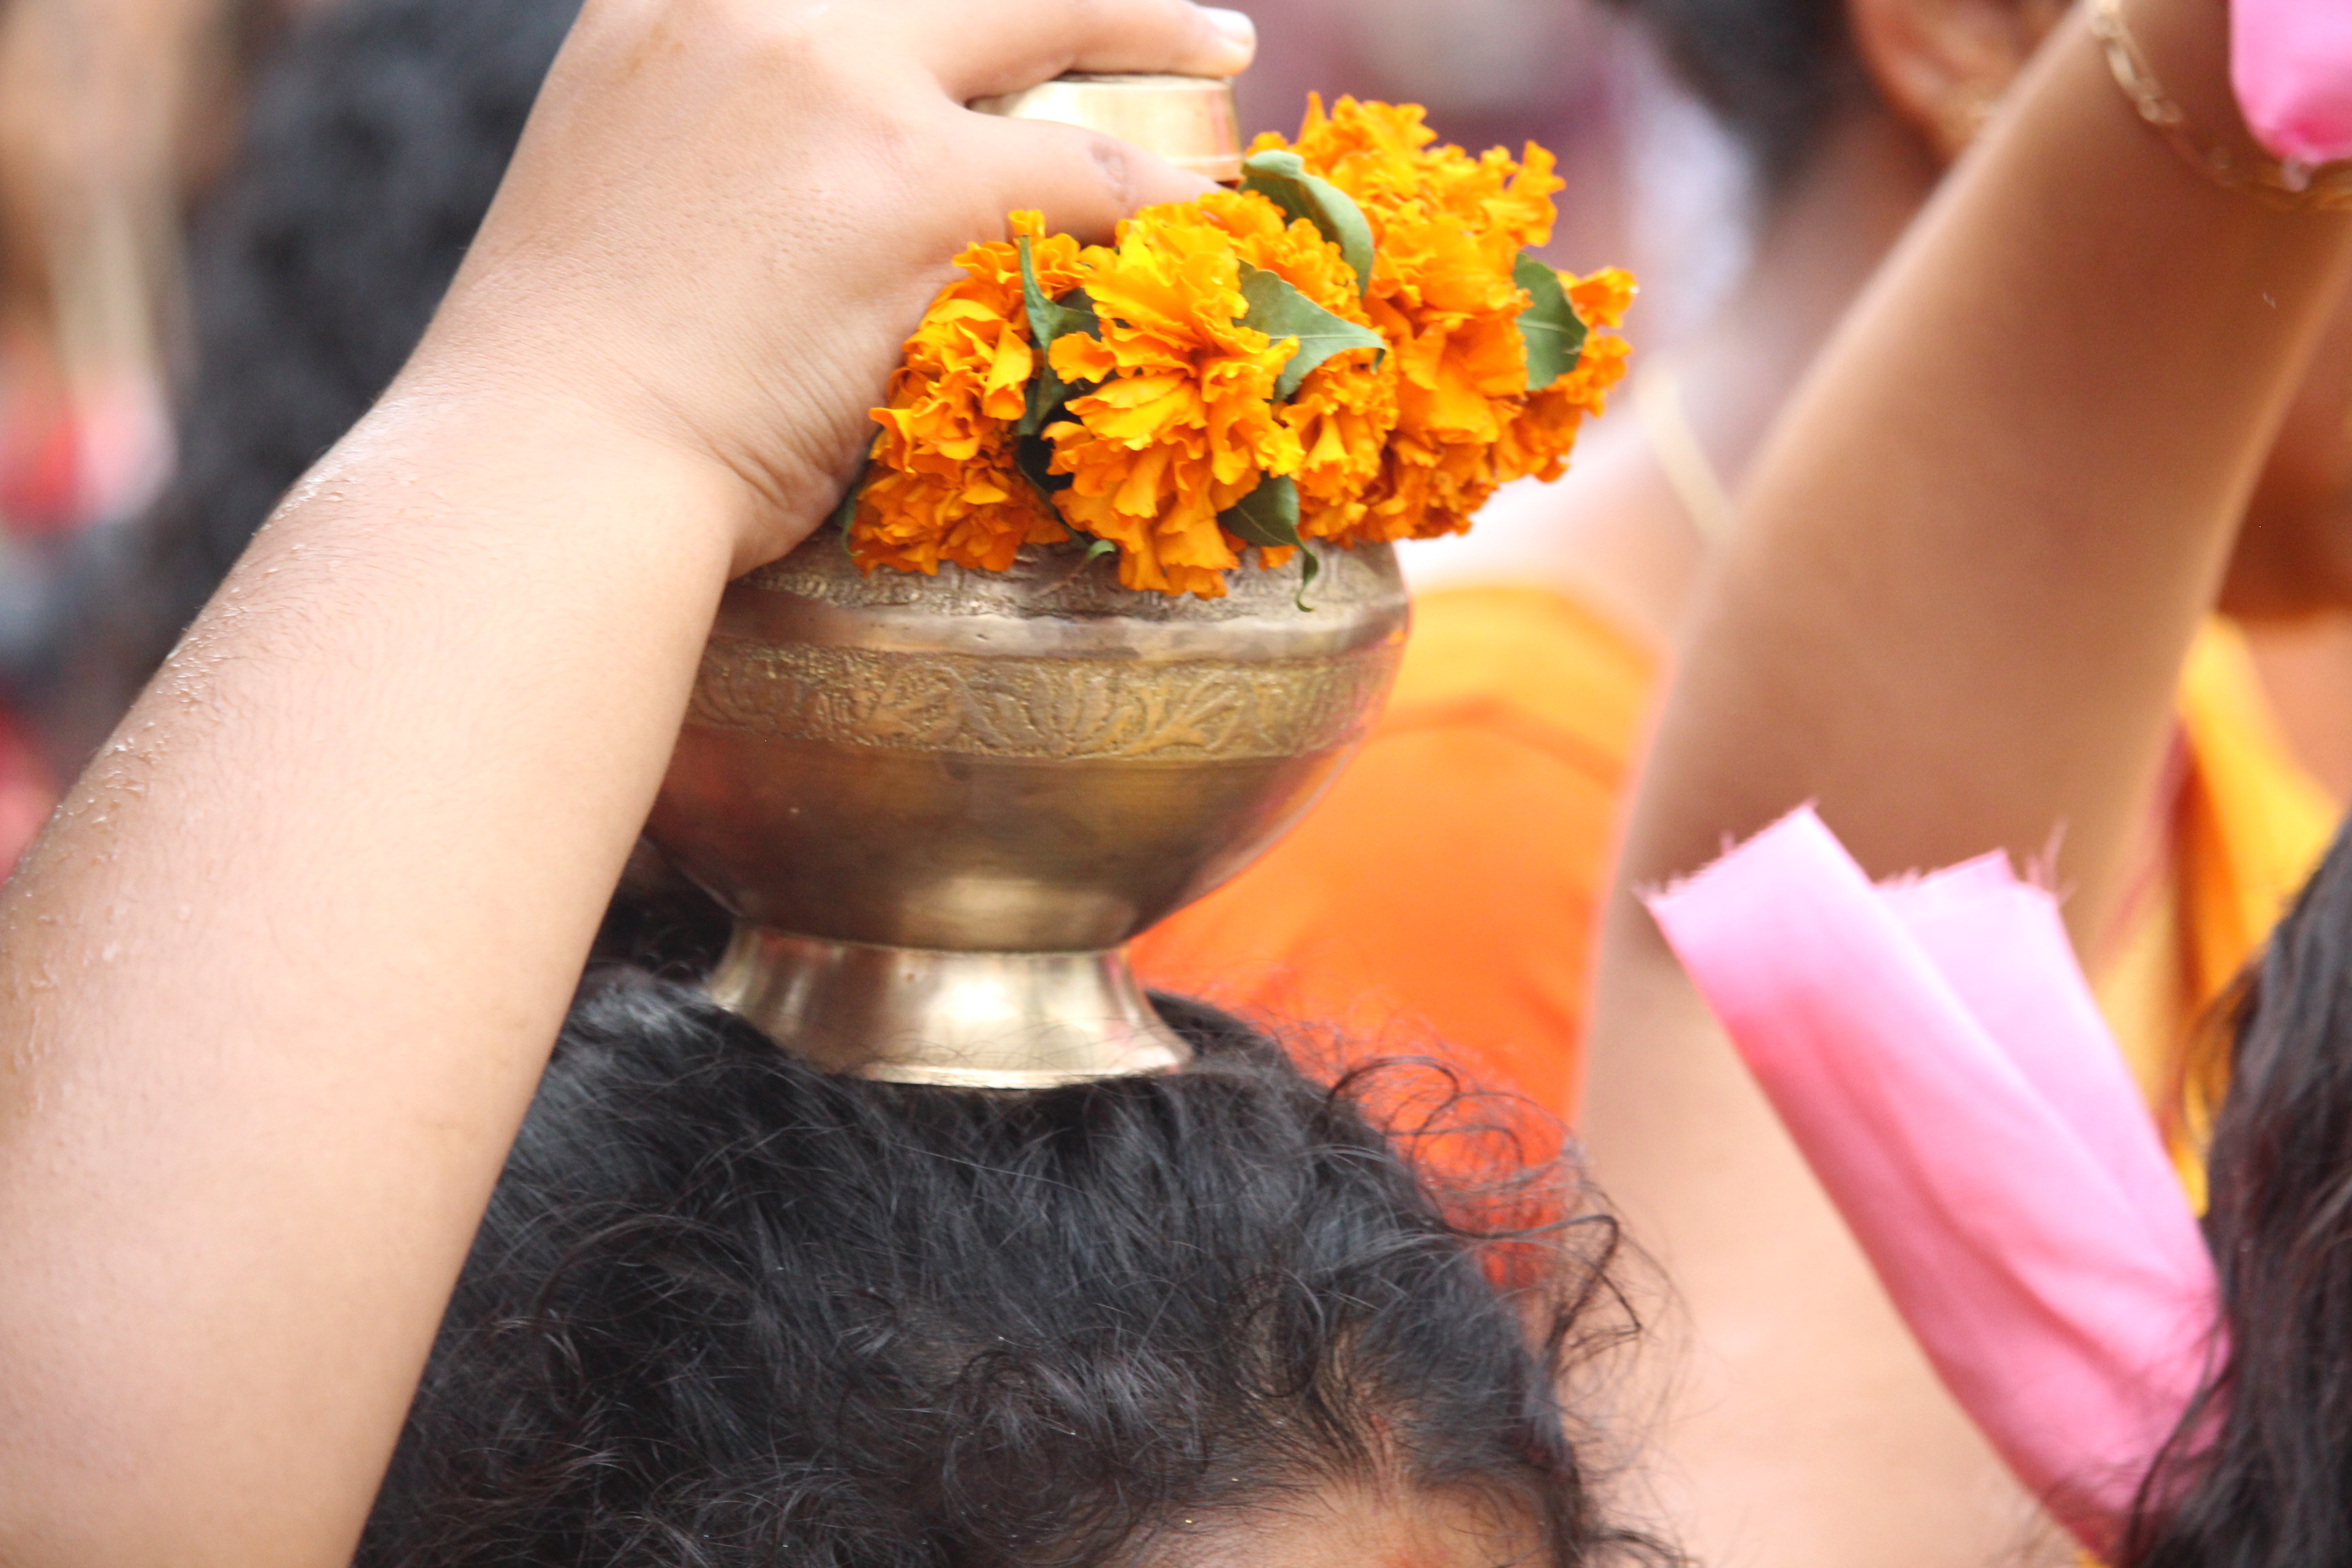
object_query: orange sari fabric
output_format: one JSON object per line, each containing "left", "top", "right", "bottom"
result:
{"left": 1139, "top": 595, "right": 2333, "bottom": 1157}
{"left": 2092, "top": 621, "right": 2339, "bottom": 1200}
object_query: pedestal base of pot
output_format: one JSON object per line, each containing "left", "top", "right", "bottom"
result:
{"left": 707, "top": 925, "right": 1192, "bottom": 1089}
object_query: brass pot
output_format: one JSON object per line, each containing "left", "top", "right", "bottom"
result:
{"left": 649, "top": 536, "right": 1408, "bottom": 1087}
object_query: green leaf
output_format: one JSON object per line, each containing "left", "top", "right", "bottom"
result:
{"left": 1513, "top": 250, "right": 1587, "bottom": 393}
{"left": 1015, "top": 236, "right": 1100, "bottom": 438}
{"left": 1240, "top": 150, "right": 1375, "bottom": 297}
{"left": 1218, "top": 472, "right": 1301, "bottom": 551}
{"left": 1237, "top": 263, "right": 1385, "bottom": 402}
{"left": 1081, "top": 537, "right": 1120, "bottom": 566}
{"left": 1218, "top": 474, "right": 1320, "bottom": 610}
{"left": 1017, "top": 235, "right": 1100, "bottom": 349}
{"left": 1019, "top": 357, "right": 1093, "bottom": 438}
{"left": 833, "top": 473, "right": 862, "bottom": 536}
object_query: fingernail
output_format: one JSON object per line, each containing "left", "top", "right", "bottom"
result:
{"left": 1200, "top": 7, "right": 1256, "bottom": 69}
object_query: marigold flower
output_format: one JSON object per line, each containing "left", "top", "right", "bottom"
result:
{"left": 847, "top": 103, "right": 1633, "bottom": 595}
{"left": 1491, "top": 267, "right": 1637, "bottom": 489}
{"left": 848, "top": 212, "right": 1078, "bottom": 576}
{"left": 1043, "top": 190, "right": 1390, "bottom": 593}
{"left": 1039, "top": 194, "right": 1307, "bottom": 596}
{"left": 1269, "top": 97, "right": 1629, "bottom": 544}
{"left": 1200, "top": 189, "right": 1399, "bottom": 546}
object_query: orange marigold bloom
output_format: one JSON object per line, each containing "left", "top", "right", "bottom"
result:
{"left": 1263, "top": 97, "right": 1627, "bottom": 544}
{"left": 851, "top": 105, "right": 1633, "bottom": 595}
{"left": 849, "top": 212, "right": 1077, "bottom": 576}
{"left": 1195, "top": 189, "right": 1399, "bottom": 545}
{"left": 1491, "top": 267, "right": 1637, "bottom": 488}
{"left": 1043, "top": 192, "right": 1325, "bottom": 598}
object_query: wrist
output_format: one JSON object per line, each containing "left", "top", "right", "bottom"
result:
{"left": 396, "top": 270, "right": 853, "bottom": 578}
{"left": 2101, "top": 0, "right": 2352, "bottom": 210}
{"left": 326, "top": 359, "right": 777, "bottom": 585}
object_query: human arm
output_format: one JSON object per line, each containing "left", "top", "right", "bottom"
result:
{"left": 0, "top": 3, "right": 1252, "bottom": 1565}
{"left": 1579, "top": 2, "right": 2352, "bottom": 1564}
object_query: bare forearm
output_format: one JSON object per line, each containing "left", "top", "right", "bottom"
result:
{"left": 1581, "top": 5, "right": 2352, "bottom": 1566}
{"left": 0, "top": 389, "right": 743, "bottom": 1565}
{"left": 1632, "top": 0, "right": 2352, "bottom": 927}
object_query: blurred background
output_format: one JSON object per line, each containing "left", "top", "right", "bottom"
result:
{"left": 0, "top": 0, "right": 326, "bottom": 536}
{"left": 0, "top": 0, "right": 1754, "bottom": 866}
{"left": 1235, "top": 0, "right": 1749, "bottom": 321}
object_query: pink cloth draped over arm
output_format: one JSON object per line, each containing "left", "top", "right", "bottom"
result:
{"left": 2234, "top": 0, "right": 2352, "bottom": 166}
{"left": 1642, "top": 808, "right": 2221, "bottom": 1557}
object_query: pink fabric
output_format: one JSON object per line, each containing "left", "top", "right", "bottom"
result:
{"left": 1643, "top": 808, "right": 2220, "bottom": 1556}
{"left": 2234, "top": 0, "right": 2352, "bottom": 166}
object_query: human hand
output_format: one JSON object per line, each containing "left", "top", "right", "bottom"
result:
{"left": 399, "top": 0, "right": 1254, "bottom": 575}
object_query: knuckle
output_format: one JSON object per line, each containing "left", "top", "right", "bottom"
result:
{"left": 742, "top": 3, "right": 843, "bottom": 74}
{"left": 1085, "top": 131, "right": 1142, "bottom": 216}
{"left": 864, "top": 114, "right": 919, "bottom": 176}
{"left": 689, "top": 0, "right": 881, "bottom": 88}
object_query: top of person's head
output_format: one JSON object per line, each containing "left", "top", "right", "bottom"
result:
{"left": 361, "top": 975, "right": 1666, "bottom": 1568}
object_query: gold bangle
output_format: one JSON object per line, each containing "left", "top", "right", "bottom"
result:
{"left": 2087, "top": 0, "right": 2352, "bottom": 213}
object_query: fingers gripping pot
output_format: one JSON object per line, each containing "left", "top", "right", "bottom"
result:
{"left": 649, "top": 77, "right": 1411, "bottom": 1089}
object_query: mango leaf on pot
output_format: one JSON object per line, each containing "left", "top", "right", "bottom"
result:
{"left": 1016, "top": 237, "right": 1101, "bottom": 438}
{"left": 1218, "top": 472, "right": 1322, "bottom": 609}
{"left": 1236, "top": 263, "right": 1384, "bottom": 402}
{"left": 1239, "top": 150, "right": 1375, "bottom": 297}
{"left": 1513, "top": 250, "right": 1587, "bottom": 392}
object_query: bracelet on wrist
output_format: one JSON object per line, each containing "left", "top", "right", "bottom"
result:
{"left": 2088, "top": 0, "right": 2352, "bottom": 213}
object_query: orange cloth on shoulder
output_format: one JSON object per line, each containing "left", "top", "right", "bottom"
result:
{"left": 2091, "top": 620, "right": 2340, "bottom": 1206}
{"left": 1132, "top": 585, "right": 1658, "bottom": 1124}
{"left": 2173, "top": 621, "right": 2340, "bottom": 1019}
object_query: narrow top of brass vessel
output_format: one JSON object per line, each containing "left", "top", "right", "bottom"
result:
{"left": 970, "top": 74, "right": 1242, "bottom": 182}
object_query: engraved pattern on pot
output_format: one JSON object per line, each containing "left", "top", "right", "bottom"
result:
{"left": 741, "top": 542, "right": 1365, "bottom": 623}
{"left": 687, "top": 636, "right": 1399, "bottom": 761}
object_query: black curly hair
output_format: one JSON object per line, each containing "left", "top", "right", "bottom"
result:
{"left": 2125, "top": 814, "right": 2352, "bottom": 1567}
{"left": 1607, "top": 0, "right": 1868, "bottom": 189}
{"left": 359, "top": 977, "right": 1666, "bottom": 1568}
